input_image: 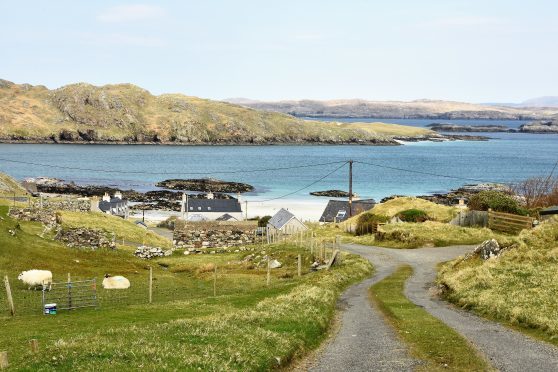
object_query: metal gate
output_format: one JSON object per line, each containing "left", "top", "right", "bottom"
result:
{"left": 42, "top": 278, "right": 97, "bottom": 313}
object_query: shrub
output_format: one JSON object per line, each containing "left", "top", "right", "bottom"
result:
{"left": 258, "top": 215, "right": 272, "bottom": 227}
{"left": 355, "top": 213, "right": 390, "bottom": 236}
{"left": 397, "top": 209, "right": 429, "bottom": 222}
{"left": 468, "top": 191, "right": 527, "bottom": 215}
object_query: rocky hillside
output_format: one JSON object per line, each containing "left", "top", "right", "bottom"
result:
{"left": 0, "top": 79, "right": 443, "bottom": 145}
{"left": 225, "top": 98, "right": 558, "bottom": 120}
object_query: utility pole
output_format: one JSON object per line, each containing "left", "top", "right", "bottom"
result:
{"left": 348, "top": 160, "right": 353, "bottom": 218}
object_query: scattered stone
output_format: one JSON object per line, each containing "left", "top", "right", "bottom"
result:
{"left": 134, "top": 246, "right": 165, "bottom": 259}
{"left": 174, "top": 221, "right": 258, "bottom": 249}
{"left": 269, "top": 259, "right": 282, "bottom": 269}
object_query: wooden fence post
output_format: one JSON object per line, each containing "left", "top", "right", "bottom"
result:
{"left": 297, "top": 254, "right": 302, "bottom": 277}
{"left": 148, "top": 266, "right": 153, "bottom": 304}
{"left": 266, "top": 257, "right": 271, "bottom": 286}
{"left": 0, "top": 351, "right": 8, "bottom": 369}
{"left": 67, "top": 273, "right": 72, "bottom": 310}
{"left": 3, "top": 276, "right": 15, "bottom": 317}
{"left": 29, "top": 339, "right": 39, "bottom": 353}
{"left": 213, "top": 265, "right": 217, "bottom": 297}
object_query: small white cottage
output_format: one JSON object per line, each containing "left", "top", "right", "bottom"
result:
{"left": 267, "top": 208, "right": 307, "bottom": 235}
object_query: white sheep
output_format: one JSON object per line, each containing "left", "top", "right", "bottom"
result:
{"left": 17, "top": 270, "right": 53, "bottom": 290}
{"left": 102, "top": 274, "right": 130, "bottom": 289}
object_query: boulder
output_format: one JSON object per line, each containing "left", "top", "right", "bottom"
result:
{"left": 269, "top": 259, "right": 282, "bottom": 269}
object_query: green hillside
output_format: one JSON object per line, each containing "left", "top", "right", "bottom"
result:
{"left": 0, "top": 79, "right": 436, "bottom": 144}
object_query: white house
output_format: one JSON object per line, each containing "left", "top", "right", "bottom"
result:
{"left": 267, "top": 208, "right": 307, "bottom": 235}
{"left": 97, "top": 192, "right": 129, "bottom": 218}
{"left": 181, "top": 193, "right": 243, "bottom": 221}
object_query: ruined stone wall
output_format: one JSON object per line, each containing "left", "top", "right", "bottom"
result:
{"left": 54, "top": 227, "right": 116, "bottom": 250}
{"left": 8, "top": 207, "right": 58, "bottom": 227}
{"left": 174, "top": 221, "right": 258, "bottom": 248}
{"left": 33, "top": 198, "right": 91, "bottom": 212}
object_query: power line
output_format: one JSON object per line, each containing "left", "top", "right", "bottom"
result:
{"left": 0, "top": 157, "right": 347, "bottom": 176}
{"left": 249, "top": 161, "right": 348, "bottom": 203}
{"left": 354, "top": 160, "right": 504, "bottom": 184}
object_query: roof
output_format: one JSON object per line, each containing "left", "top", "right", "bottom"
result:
{"left": 540, "top": 206, "right": 558, "bottom": 215}
{"left": 98, "top": 199, "right": 128, "bottom": 212}
{"left": 216, "top": 213, "right": 238, "bottom": 221}
{"left": 268, "top": 208, "right": 296, "bottom": 229}
{"left": 320, "top": 199, "right": 376, "bottom": 222}
{"left": 186, "top": 198, "right": 241, "bottom": 213}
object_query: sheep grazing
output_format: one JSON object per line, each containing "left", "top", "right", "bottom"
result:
{"left": 17, "top": 270, "right": 53, "bottom": 290}
{"left": 102, "top": 274, "right": 130, "bottom": 289}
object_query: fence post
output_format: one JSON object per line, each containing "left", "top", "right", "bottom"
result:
{"left": 29, "top": 339, "right": 39, "bottom": 353}
{"left": 297, "top": 254, "right": 302, "bottom": 277}
{"left": 3, "top": 276, "right": 15, "bottom": 317}
{"left": 67, "top": 273, "right": 72, "bottom": 310}
{"left": 266, "top": 257, "right": 271, "bottom": 286}
{"left": 213, "top": 265, "right": 217, "bottom": 297}
{"left": 148, "top": 266, "right": 153, "bottom": 304}
{"left": 0, "top": 351, "right": 8, "bottom": 369}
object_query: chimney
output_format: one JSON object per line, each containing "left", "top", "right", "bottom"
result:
{"left": 102, "top": 192, "right": 110, "bottom": 202}
{"left": 114, "top": 191, "right": 122, "bottom": 200}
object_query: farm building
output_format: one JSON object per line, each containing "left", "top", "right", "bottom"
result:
{"left": 319, "top": 199, "right": 376, "bottom": 222}
{"left": 97, "top": 192, "right": 129, "bottom": 218}
{"left": 267, "top": 208, "right": 307, "bottom": 235}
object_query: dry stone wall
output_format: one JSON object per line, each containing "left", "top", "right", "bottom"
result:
{"left": 174, "top": 221, "right": 258, "bottom": 249}
{"left": 55, "top": 228, "right": 116, "bottom": 250}
{"left": 8, "top": 207, "right": 58, "bottom": 227}
{"left": 33, "top": 198, "right": 91, "bottom": 211}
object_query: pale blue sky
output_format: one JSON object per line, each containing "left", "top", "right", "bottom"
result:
{"left": 1, "top": 1, "right": 556, "bottom": 102}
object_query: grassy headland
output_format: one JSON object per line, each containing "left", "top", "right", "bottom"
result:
{"left": 0, "top": 79, "right": 442, "bottom": 145}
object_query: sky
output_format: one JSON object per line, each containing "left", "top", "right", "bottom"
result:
{"left": 1, "top": 0, "right": 557, "bottom": 103}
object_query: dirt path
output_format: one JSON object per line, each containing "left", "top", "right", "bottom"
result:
{"left": 315, "top": 244, "right": 558, "bottom": 372}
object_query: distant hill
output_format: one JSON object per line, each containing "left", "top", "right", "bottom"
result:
{"left": 0, "top": 79, "right": 441, "bottom": 145}
{"left": 520, "top": 96, "right": 558, "bottom": 108}
{"left": 223, "top": 98, "right": 558, "bottom": 120}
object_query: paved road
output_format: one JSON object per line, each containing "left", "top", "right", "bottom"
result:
{"left": 310, "top": 244, "right": 558, "bottom": 372}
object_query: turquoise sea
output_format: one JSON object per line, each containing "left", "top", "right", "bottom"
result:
{"left": 0, "top": 119, "right": 557, "bottom": 207}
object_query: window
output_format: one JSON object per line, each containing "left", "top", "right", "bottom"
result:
{"left": 189, "top": 207, "right": 193, "bottom": 210}
{"left": 198, "top": 207, "right": 202, "bottom": 211}
{"left": 208, "top": 207, "right": 212, "bottom": 211}
{"left": 336, "top": 210, "right": 347, "bottom": 219}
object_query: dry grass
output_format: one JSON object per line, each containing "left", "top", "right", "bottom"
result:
{"left": 371, "top": 197, "right": 458, "bottom": 222}
{"left": 438, "top": 217, "right": 558, "bottom": 341}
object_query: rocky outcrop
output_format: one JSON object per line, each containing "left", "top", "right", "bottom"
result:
{"left": 463, "top": 239, "right": 503, "bottom": 261}
{"left": 519, "top": 120, "right": 558, "bottom": 133}
{"left": 310, "top": 190, "right": 356, "bottom": 198}
{"left": 157, "top": 178, "right": 255, "bottom": 193}
{"left": 8, "top": 207, "right": 58, "bottom": 227}
{"left": 54, "top": 227, "right": 116, "bottom": 250}
{"left": 427, "top": 123, "right": 516, "bottom": 133}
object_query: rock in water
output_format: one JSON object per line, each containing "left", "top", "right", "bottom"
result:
{"left": 156, "top": 178, "right": 254, "bottom": 193}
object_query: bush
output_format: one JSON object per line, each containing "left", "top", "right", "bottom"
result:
{"left": 355, "top": 213, "right": 390, "bottom": 236}
{"left": 397, "top": 209, "right": 429, "bottom": 222}
{"left": 258, "top": 215, "right": 272, "bottom": 227}
{"left": 468, "top": 191, "right": 527, "bottom": 215}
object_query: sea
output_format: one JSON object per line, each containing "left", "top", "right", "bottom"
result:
{"left": 1, "top": 118, "right": 557, "bottom": 220}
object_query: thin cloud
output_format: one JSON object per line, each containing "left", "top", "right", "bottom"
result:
{"left": 82, "top": 32, "right": 167, "bottom": 47}
{"left": 97, "top": 4, "right": 166, "bottom": 23}
{"left": 419, "top": 16, "right": 508, "bottom": 30}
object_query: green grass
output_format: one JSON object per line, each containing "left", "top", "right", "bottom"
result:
{"left": 438, "top": 216, "right": 558, "bottom": 344}
{"left": 370, "top": 197, "right": 458, "bottom": 222}
{"left": 0, "top": 205, "right": 373, "bottom": 370}
{"left": 58, "top": 210, "right": 172, "bottom": 248}
{"left": 370, "top": 265, "right": 491, "bottom": 371}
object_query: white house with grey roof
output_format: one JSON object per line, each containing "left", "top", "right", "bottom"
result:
{"left": 267, "top": 208, "right": 307, "bottom": 235}
{"left": 97, "top": 192, "right": 129, "bottom": 218}
{"left": 183, "top": 193, "right": 243, "bottom": 221}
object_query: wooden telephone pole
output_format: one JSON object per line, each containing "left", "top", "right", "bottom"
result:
{"left": 348, "top": 160, "right": 353, "bottom": 218}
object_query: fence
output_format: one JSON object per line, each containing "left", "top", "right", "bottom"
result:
{"left": 450, "top": 210, "right": 489, "bottom": 227}
{"left": 1, "top": 233, "right": 343, "bottom": 317}
{"left": 488, "top": 210, "right": 534, "bottom": 234}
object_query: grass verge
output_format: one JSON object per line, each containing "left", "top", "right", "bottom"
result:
{"left": 370, "top": 265, "right": 491, "bottom": 371}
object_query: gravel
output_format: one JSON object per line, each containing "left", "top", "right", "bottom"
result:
{"left": 326, "top": 244, "right": 558, "bottom": 372}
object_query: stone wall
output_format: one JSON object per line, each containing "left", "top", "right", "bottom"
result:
{"left": 8, "top": 207, "right": 58, "bottom": 227}
{"left": 54, "top": 227, "right": 116, "bottom": 250}
{"left": 33, "top": 198, "right": 91, "bottom": 212}
{"left": 174, "top": 221, "right": 258, "bottom": 249}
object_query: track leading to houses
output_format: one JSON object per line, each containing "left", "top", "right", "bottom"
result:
{"left": 310, "top": 244, "right": 558, "bottom": 372}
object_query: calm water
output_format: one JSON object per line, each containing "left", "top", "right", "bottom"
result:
{"left": 0, "top": 119, "right": 556, "bottom": 204}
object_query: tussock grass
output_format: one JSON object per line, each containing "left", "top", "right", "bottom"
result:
{"left": 371, "top": 197, "right": 458, "bottom": 222}
{"left": 370, "top": 265, "right": 491, "bottom": 371}
{"left": 0, "top": 205, "right": 372, "bottom": 369}
{"left": 58, "top": 210, "right": 172, "bottom": 248}
{"left": 438, "top": 217, "right": 558, "bottom": 343}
